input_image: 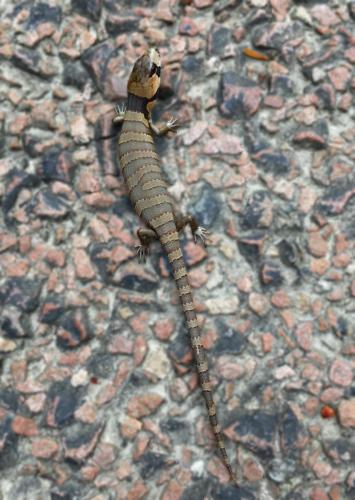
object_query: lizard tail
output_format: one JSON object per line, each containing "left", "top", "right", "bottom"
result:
{"left": 157, "top": 226, "right": 238, "bottom": 484}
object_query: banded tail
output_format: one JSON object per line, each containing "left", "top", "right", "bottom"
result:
{"left": 153, "top": 222, "right": 237, "bottom": 484}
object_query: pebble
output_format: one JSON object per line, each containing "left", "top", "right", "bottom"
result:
{"left": 310, "top": 486, "right": 329, "bottom": 500}
{"left": 308, "top": 231, "right": 328, "bottom": 258}
{"left": 120, "top": 416, "right": 142, "bottom": 439}
{"left": 205, "top": 295, "right": 239, "bottom": 314}
{"left": 274, "top": 365, "right": 296, "bottom": 380}
{"left": 329, "top": 359, "right": 353, "bottom": 387}
{"left": 108, "top": 335, "right": 133, "bottom": 355}
{"left": 182, "top": 121, "right": 207, "bottom": 146}
{"left": 153, "top": 318, "right": 175, "bottom": 341}
{"left": 315, "top": 83, "right": 336, "bottom": 111}
{"left": 328, "top": 66, "right": 351, "bottom": 92}
{"left": 32, "top": 438, "right": 59, "bottom": 458}
{"left": 81, "top": 40, "right": 115, "bottom": 96}
{"left": 190, "top": 184, "right": 221, "bottom": 227}
{"left": 338, "top": 400, "right": 355, "bottom": 428}
{"left": 92, "top": 443, "right": 117, "bottom": 469}
{"left": 315, "top": 184, "right": 355, "bottom": 216}
{"left": 64, "top": 426, "right": 102, "bottom": 462}
{"left": 105, "top": 16, "right": 139, "bottom": 36}
{"left": 243, "top": 457, "right": 264, "bottom": 481}
{"left": 311, "top": 5, "right": 341, "bottom": 27}
{"left": 73, "top": 248, "right": 96, "bottom": 280}
{"left": 133, "top": 335, "right": 146, "bottom": 369}
{"left": 56, "top": 309, "right": 91, "bottom": 349}
{"left": 75, "top": 402, "right": 97, "bottom": 423}
{"left": 143, "top": 344, "right": 170, "bottom": 379}
{"left": 83, "top": 192, "right": 115, "bottom": 208}
{"left": 218, "top": 72, "right": 262, "bottom": 118}
{"left": 345, "top": 47, "right": 355, "bottom": 64}
{"left": 217, "top": 356, "right": 245, "bottom": 380}
{"left": 248, "top": 292, "right": 270, "bottom": 316}
{"left": 71, "top": 368, "right": 89, "bottom": 386}
{"left": 12, "top": 415, "right": 38, "bottom": 436}
{"left": 203, "top": 130, "right": 243, "bottom": 155}
{"left": 1, "top": 278, "right": 42, "bottom": 313}
{"left": 294, "top": 6, "right": 313, "bottom": 26}
{"left": 250, "top": 0, "right": 267, "bottom": 6}
{"left": 25, "top": 393, "right": 46, "bottom": 413}
{"left": 0, "top": 337, "right": 17, "bottom": 352}
{"left": 262, "top": 332, "right": 274, "bottom": 353}
{"left": 33, "top": 190, "right": 70, "bottom": 219}
{"left": 208, "top": 24, "right": 232, "bottom": 56}
{"left": 127, "top": 393, "right": 165, "bottom": 419}
{"left": 241, "top": 190, "right": 273, "bottom": 229}
{"left": 271, "top": 289, "right": 290, "bottom": 308}
{"left": 254, "top": 150, "right": 290, "bottom": 176}
{"left": 270, "top": 0, "right": 289, "bottom": 20}
{"left": 320, "top": 388, "right": 343, "bottom": 404}
{"left": 238, "top": 233, "right": 265, "bottom": 263}
{"left": 179, "top": 17, "right": 199, "bottom": 37}
{"left": 252, "top": 21, "right": 301, "bottom": 51}
{"left": 293, "top": 130, "right": 327, "bottom": 149}
{"left": 259, "top": 262, "right": 283, "bottom": 286}
{"left": 194, "top": 0, "right": 213, "bottom": 8}
{"left": 295, "top": 322, "right": 313, "bottom": 351}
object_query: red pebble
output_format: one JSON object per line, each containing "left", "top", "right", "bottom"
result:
{"left": 321, "top": 405, "right": 335, "bottom": 418}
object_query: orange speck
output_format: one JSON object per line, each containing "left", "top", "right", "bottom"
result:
{"left": 243, "top": 48, "right": 270, "bottom": 61}
{"left": 321, "top": 405, "right": 335, "bottom": 419}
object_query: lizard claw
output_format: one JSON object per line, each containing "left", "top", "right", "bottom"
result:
{"left": 113, "top": 104, "right": 126, "bottom": 124}
{"left": 193, "top": 226, "right": 210, "bottom": 246}
{"left": 115, "top": 103, "right": 126, "bottom": 116}
{"left": 135, "top": 244, "right": 149, "bottom": 263}
{"left": 166, "top": 117, "right": 179, "bottom": 133}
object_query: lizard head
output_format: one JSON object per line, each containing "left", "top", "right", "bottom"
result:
{"left": 127, "top": 48, "right": 161, "bottom": 101}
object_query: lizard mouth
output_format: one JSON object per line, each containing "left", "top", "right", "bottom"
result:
{"left": 148, "top": 48, "right": 161, "bottom": 77}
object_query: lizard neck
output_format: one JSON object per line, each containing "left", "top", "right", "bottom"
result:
{"left": 127, "top": 91, "right": 158, "bottom": 118}
{"left": 127, "top": 93, "right": 148, "bottom": 115}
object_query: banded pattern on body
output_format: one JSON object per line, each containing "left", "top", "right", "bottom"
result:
{"left": 118, "top": 109, "right": 173, "bottom": 225}
{"left": 118, "top": 106, "right": 236, "bottom": 484}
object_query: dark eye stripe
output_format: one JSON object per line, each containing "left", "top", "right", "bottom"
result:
{"left": 149, "top": 63, "right": 161, "bottom": 77}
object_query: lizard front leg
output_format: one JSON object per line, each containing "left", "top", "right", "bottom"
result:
{"left": 112, "top": 104, "right": 126, "bottom": 126}
{"left": 175, "top": 213, "right": 210, "bottom": 246}
{"left": 135, "top": 227, "right": 158, "bottom": 262}
{"left": 148, "top": 116, "right": 179, "bottom": 136}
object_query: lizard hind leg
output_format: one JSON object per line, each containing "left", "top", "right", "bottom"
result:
{"left": 175, "top": 213, "right": 210, "bottom": 246}
{"left": 136, "top": 227, "right": 158, "bottom": 263}
{"left": 148, "top": 115, "right": 179, "bottom": 136}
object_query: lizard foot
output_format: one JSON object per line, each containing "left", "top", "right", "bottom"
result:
{"left": 135, "top": 244, "right": 149, "bottom": 263}
{"left": 113, "top": 104, "right": 126, "bottom": 125}
{"left": 166, "top": 117, "right": 179, "bottom": 133}
{"left": 193, "top": 226, "right": 210, "bottom": 246}
{"left": 115, "top": 103, "right": 126, "bottom": 115}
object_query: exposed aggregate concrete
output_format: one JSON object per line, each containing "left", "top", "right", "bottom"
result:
{"left": 0, "top": 1, "right": 354, "bottom": 499}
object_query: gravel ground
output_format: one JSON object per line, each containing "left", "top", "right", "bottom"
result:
{"left": 0, "top": 1, "right": 354, "bottom": 499}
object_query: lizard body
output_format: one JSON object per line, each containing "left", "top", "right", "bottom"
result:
{"left": 114, "top": 48, "right": 237, "bottom": 484}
